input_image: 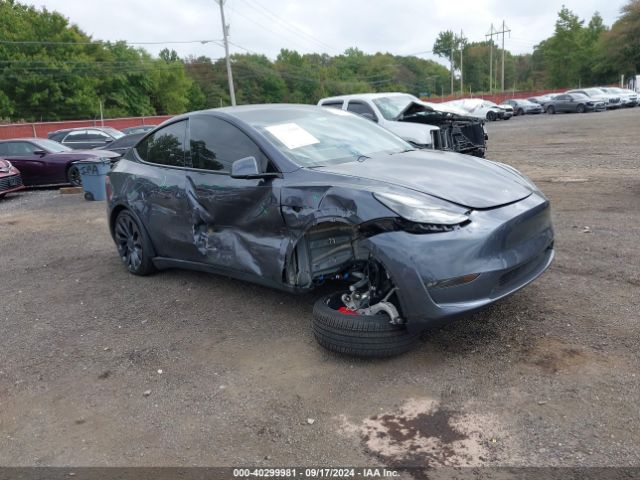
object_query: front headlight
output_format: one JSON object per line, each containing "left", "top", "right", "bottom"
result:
{"left": 373, "top": 191, "right": 469, "bottom": 226}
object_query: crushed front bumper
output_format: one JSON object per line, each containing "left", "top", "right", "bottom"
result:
{"left": 361, "top": 192, "right": 554, "bottom": 332}
{"left": 0, "top": 173, "right": 25, "bottom": 196}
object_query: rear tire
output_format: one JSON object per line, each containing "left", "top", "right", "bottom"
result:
{"left": 67, "top": 164, "right": 82, "bottom": 186}
{"left": 576, "top": 104, "right": 585, "bottom": 113}
{"left": 312, "top": 292, "right": 418, "bottom": 358}
{"left": 517, "top": 108, "right": 525, "bottom": 116}
{"left": 113, "top": 210, "right": 156, "bottom": 276}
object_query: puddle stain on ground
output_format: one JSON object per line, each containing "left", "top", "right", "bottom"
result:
{"left": 338, "top": 398, "right": 505, "bottom": 469}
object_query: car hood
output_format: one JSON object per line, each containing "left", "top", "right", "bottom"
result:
{"left": 394, "top": 100, "right": 435, "bottom": 120}
{"left": 398, "top": 100, "right": 483, "bottom": 123}
{"left": 313, "top": 150, "right": 532, "bottom": 209}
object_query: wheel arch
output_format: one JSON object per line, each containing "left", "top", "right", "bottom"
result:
{"left": 108, "top": 204, "right": 158, "bottom": 258}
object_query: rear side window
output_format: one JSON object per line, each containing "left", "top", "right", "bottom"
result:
{"left": 188, "top": 116, "right": 269, "bottom": 173}
{"left": 64, "top": 131, "right": 90, "bottom": 142}
{"left": 320, "top": 101, "right": 343, "bottom": 109}
{"left": 85, "top": 130, "right": 110, "bottom": 141}
{"left": 136, "top": 120, "right": 187, "bottom": 167}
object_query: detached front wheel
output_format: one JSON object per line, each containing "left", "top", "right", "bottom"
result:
{"left": 312, "top": 292, "right": 418, "bottom": 358}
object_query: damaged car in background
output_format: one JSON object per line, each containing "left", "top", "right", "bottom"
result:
{"left": 107, "top": 105, "right": 554, "bottom": 358}
{"left": 318, "top": 93, "right": 487, "bottom": 157}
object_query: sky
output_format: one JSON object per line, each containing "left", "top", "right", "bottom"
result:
{"left": 25, "top": 0, "right": 627, "bottom": 66}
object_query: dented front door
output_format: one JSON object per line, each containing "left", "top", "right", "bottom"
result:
{"left": 179, "top": 115, "right": 288, "bottom": 284}
{"left": 182, "top": 173, "right": 286, "bottom": 282}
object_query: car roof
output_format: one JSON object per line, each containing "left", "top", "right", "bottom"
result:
{"left": 318, "top": 92, "right": 414, "bottom": 103}
{"left": 0, "top": 137, "right": 42, "bottom": 143}
{"left": 49, "top": 126, "right": 118, "bottom": 133}
{"left": 212, "top": 103, "right": 329, "bottom": 115}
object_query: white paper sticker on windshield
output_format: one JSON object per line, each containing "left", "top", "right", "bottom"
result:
{"left": 265, "top": 123, "right": 320, "bottom": 150}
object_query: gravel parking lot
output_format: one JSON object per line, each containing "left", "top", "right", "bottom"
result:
{"left": 1, "top": 108, "right": 639, "bottom": 469}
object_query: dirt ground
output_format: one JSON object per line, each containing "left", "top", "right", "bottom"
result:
{"left": 0, "top": 108, "right": 639, "bottom": 471}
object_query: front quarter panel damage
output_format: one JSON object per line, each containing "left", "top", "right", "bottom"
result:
{"left": 279, "top": 182, "right": 399, "bottom": 288}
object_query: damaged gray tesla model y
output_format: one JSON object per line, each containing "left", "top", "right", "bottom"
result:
{"left": 106, "top": 105, "right": 554, "bottom": 358}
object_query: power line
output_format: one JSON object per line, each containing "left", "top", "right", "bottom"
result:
{"left": 243, "top": 0, "right": 335, "bottom": 52}
{"left": 0, "top": 39, "right": 223, "bottom": 46}
{"left": 225, "top": 2, "right": 328, "bottom": 53}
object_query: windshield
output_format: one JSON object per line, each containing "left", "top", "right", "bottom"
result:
{"left": 235, "top": 106, "right": 413, "bottom": 167}
{"left": 33, "top": 138, "right": 72, "bottom": 152}
{"left": 372, "top": 94, "right": 418, "bottom": 120}
{"left": 584, "top": 88, "right": 604, "bottom": 96}
{"left": 571, "top": 93, "right": 590, "bottom": 100}
{"left": 103, "top": 127, "right": 125, "bottom": 139}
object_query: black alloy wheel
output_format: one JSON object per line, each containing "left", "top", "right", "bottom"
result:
{"left": 114, "top": 210, "right": 155, "bottom": 275}
{"left": 67, "top": 165, "right": 82, "bottom": 186}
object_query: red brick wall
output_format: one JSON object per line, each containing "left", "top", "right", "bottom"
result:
{"left": 0, "top": 115, "right": 174, "bottom": 140}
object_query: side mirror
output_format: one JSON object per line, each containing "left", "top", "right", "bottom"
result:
{"left": 360, "top": 112, "right": 378, "bottom": 123}
{"left": 230, "top": 156, "right": 278, "bottom": 179}
{"left": 33, "top": 149, "right": 46, "bottom": 156}
{"left": 104, "top": 138, "right": 114, "bottom": 143}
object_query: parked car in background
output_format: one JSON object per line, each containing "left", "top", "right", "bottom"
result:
{"left": 0, "top": 159, "right": 24, "bottom": 198}
{"left": 544, "top": 93, "right": 606, "bottom": 114}
{"left": 497, "top": 103, "right": 514, "bottom": 119}
{"left": 48, "top": 126, "right": 125, "bottom": 150}
{"left": 444, "top": 99, "right": 505, "bottom": 121}
{"left": 566, "top": 88, "right": 621, "bottom": 109}
{"left": 318, "top": 93, "right": 487, "bottom": 157}
{"left": 599, "top": 87, "right": 638, "bottom": 107}
{"left": 0, "top": 138, "right": 120, "bottom": 186}
{"left": 95, "top": 132, "right": 145, "bottom": 156}
{"left": 503, "top": 99, "right": 544, "bottom": 115}
{"left": 122, "top": 125, "right": 156, "bottom": 135}
{"left": 527, "top": 94, "right": 559, "bottom": 107}
{"left": 107, "top": 104, "right": 554, "bottom": 358}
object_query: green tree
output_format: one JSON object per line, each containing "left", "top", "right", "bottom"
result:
{"left": 595, "top": 0, "right": 640, "bottom": 80}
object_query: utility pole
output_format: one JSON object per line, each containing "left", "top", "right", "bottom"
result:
{"left": 217, "top": 0, "right": 236, "bottom": 106}
{"left": 499, "top": 20, "right": 511, "bottom": 92}
{"left": 450, "top": 45, "right": 454, "bottom": 95}
{"left": 486, "top": 24, "right": 495, "bottom": 93}
{"left": 460, "top": 30, "right": 464, "bottom": 95}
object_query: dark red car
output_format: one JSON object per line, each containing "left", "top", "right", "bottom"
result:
{"left": 0, "top": 158, "right": 24, "bottom": 198}
{"left": 0, "top": 138, "right": 120, "bottom": 186}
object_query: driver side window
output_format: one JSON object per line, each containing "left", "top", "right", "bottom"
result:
{"left": 346, "top": 101, "right": 378, "bottom": 121}
{"left": 7, "top": 142, "right": 37, "bottom": 155}
{"left": 188, "top": 116, "right": 270, "bottom": 173}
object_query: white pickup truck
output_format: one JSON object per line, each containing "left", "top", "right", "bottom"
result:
{"left": 317, "top": 92, "right": 487, "bottom": 157}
